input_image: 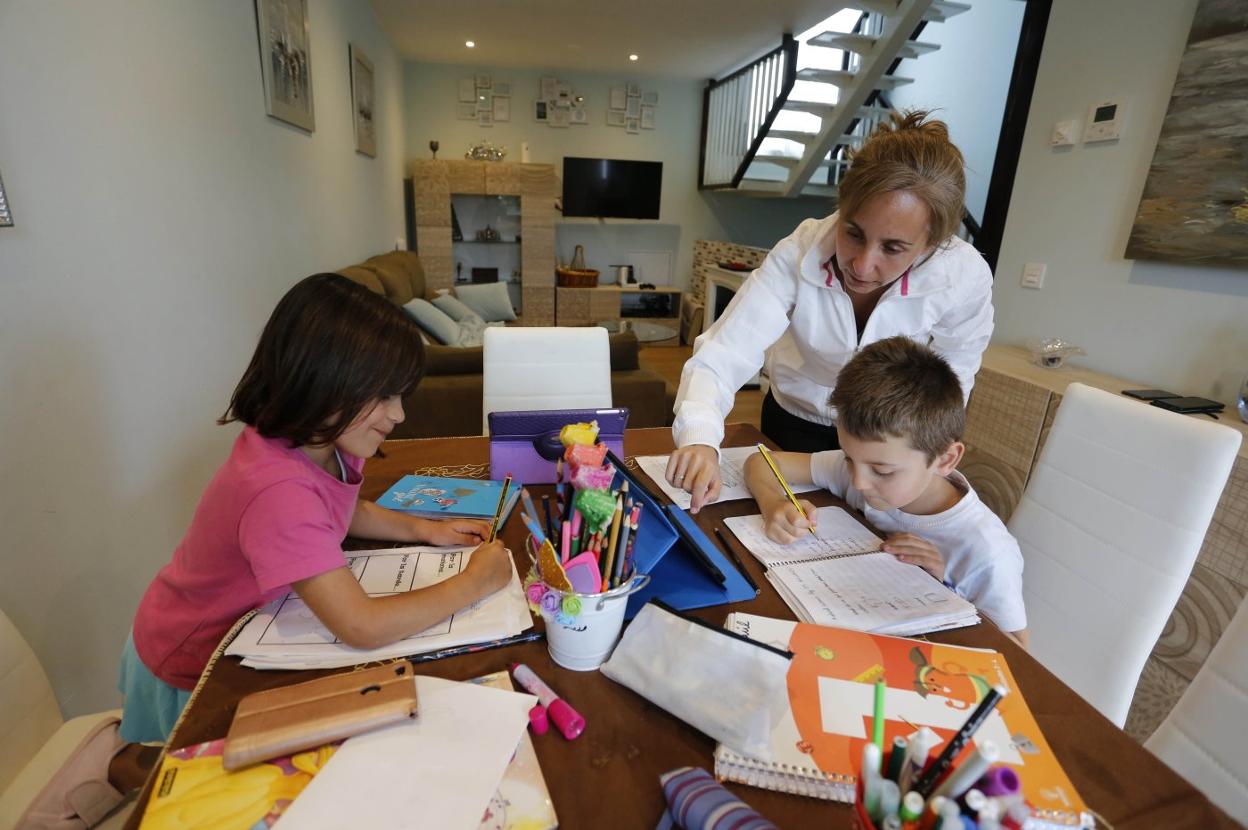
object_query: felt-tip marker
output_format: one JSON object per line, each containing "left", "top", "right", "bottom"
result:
{"left": 511, "top": 663, "right": 585, "bottom": 740}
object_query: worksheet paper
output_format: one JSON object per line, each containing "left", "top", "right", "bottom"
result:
{"left": 275, "top": 675, "right": 535, "bottom": 830}
{"left": 635, "top": 446, "right": 819, "bottom": 510}
{"left": 225, "top": 547, "right": 531, "bottom": 670}
{"left": 766, "top": 552, "right": 979, "bottom": 636}
{"left": 723, "top": 507, "right": 881, "bottom": 567}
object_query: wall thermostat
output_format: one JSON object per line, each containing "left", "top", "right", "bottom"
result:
{"left": 1083, "top": 99, "right": 1123, "bottom": 143}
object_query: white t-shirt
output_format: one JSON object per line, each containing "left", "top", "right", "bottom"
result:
{"left": 810, "top": 450, "right": 1027, "bottom": 633}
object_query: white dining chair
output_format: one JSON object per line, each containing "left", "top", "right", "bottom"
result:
{"left": 1007, "top": 383, "right": 1241, "bottom": 726}
{"left": 1145, "top": 595, "right": 1248, "bottom": 820}
{"left": 0, "top": 606, "right": 133, "bottom": 828}
{"left": 482, "top": 326, "right": 613, "bottom": 433}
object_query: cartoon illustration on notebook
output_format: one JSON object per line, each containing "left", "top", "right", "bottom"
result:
{"left": 909, "top": 647, "right": 992, "bottom": 711}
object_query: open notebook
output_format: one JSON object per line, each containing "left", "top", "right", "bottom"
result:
{"left": 715, "top": 613, "right": 1094, "bottom": 829}
{"left": 724, "top": 508, "right": 979, "bottom": 636}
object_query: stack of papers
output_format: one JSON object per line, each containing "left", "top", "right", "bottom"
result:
{"left": 634, "top": 446, "right": 819, "bottom": 511}
{"left": 276, "top": 675, "right": 536, "bottom": 830}
{"left": 225, "top": 546, "right": 532, "bottom": 670}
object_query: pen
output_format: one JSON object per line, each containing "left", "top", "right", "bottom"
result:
{"left": 511, "top": 662, "right": 585, "bottom": 740}
{"left": 487, "top": 474, "right": 512, "bottom": 542}
{"left": 913, "top": 685, "right": 1007, "bottom": 798}
{"left": 756, "top": 443, "right": 816, "bottom": 537}
{"left": 406, "top": 629, "right": 542, "bottom": 664}
{"left": 712, "top": 526, "right": 760, "bottom": 593}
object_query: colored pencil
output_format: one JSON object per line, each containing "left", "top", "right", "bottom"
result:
{"left": 487, "top": 474, "right": 512, "bottom": 542}
{"left": 756, "top": 443, "right": 816, "bottom": 537}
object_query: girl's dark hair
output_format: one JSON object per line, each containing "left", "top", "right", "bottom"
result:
{"left": 220, "top": 272, "right": 425, "bottom": 446}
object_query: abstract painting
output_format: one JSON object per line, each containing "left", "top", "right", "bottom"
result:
{"left": 255, "top": 0, "right": 315, "bottom": 131}
{"left": 1126, "top": 0, "right": 1248, "bottom": 267}
{"left": 350, "top": 44, "right": 375, "bottom": 157}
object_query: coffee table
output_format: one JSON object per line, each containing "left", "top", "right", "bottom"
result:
{"left": 597, "top": 318, "right": 677, "bottom": 342}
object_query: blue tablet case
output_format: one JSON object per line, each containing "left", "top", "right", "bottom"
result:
{"left": 608, "top": 460, "right": 757, "bottom": 617}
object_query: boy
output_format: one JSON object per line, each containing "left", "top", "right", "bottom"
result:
{"left": 743, "top": 337, "right": 1028, "bottom": 646}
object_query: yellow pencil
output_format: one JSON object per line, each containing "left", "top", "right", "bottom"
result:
{"left": 756, "top": 443, "right": 816, "bottom": 537}
{"left": 487, "top": 474, "right": 512, "bottom": 542}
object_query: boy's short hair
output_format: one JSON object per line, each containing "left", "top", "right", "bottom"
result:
{"left": 220, "top": 272, "right": 425, "bottom": 447}
{"left": 830, "top": 337, "right": 964, "bottom": 462}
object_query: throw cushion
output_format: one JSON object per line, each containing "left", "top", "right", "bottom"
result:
{"left": 432, "top": 294, "right": 478, "bottom": 322}
{"left": 403, "top": 298, "right": 460, "bottom": 345}
{"left": 453, "top": 317, "right": 506, "bottom": 348}
{"left": 454, "top": 282, "right": 517, "bottom": 322}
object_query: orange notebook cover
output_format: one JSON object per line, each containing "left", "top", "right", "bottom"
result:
{"left": 223, "top": 662, "right": 417, "bottom": 770}
{"left": 717, "top": 613, "right": 1093, "bottom": 828}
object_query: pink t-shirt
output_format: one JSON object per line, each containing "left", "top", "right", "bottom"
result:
{"left": 133, "top": 426, "right": 363, "bottom": 690}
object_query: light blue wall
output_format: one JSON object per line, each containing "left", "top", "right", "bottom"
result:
{"left": 403, "top": 61, "right": 830, "bottom": 286}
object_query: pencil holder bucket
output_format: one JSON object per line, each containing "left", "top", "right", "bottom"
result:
{"left": 540, "top": 574, "right": 650, "bottom": 671}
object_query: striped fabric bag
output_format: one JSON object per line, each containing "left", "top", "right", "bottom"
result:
{"left": 656, "top": 767, "right": 778, "bottom": 830}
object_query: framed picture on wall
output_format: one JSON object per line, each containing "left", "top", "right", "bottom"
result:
{"left": 640, "top": 104, "right": 656, "bottom": 130}
{"left": 609, "top": 87, "right": 627, "bottom": 110}
{"left": 255, "top": 0, "right": 315, "bottom": 131}
{"left": 456, "top": 102, "right": 477, "bottom": 120}
{"left": 493, "top": 96, "right": 511, "bottom": 122}
{"left": 458, "top": 78, "right": 476, "bottom": 102}
{"left": 534, "top": 99, "right": 548, "bottom": 122}
{"left": 570, "top": 106, "right": 587, "bottom": 125}
{"left": 475, "top": 73, "right": 491, "bottom": 89}
{"left": 641, "top": 90, "right": 659, "bottom": 105}
{"left": 349, "top": 44, "right": 376, "bottom": 157}
{"left": 493, "top": 81, "right": 512, "bottom": 97}
{"left": 607, "top": 110, "right": 626, "bottom": 127}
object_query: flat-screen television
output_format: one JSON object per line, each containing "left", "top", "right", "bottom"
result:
{"left": 562, "top": 157, "right": 662, "bottom": 219}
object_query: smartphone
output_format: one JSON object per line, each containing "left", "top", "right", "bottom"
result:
{"left": 1122, "top": 389, "right": 1180, "bottom": 401}
{"left": 1150, "top": 396, "right": 1225, "bottom": 414}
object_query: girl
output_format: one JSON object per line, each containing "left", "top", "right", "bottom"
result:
{"left": 120, "top": 273, "right": 513, "bottom": 742}
{"left": 667, "top": 110, "right": 995, "bottom": 511}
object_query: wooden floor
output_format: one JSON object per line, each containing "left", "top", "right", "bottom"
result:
{"left": 638, "top": 344, "right": 764, "bottom": 429}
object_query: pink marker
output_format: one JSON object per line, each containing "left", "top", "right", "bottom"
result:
{"left": 561, "top": 518, "right": 572, "bottom": 564}
{"left": 527, "top": 703, "right": 549, "bottom": 735}
{"left": 511, "top": 663, "right": 585, "bottom": 740}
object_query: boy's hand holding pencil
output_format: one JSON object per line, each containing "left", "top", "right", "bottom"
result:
{"left": 761, "top": 498, "right": 819, "bottom": 544}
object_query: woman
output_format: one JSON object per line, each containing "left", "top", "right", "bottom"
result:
{"left": 668, "top": 111, "right": 994, "bottom": 511}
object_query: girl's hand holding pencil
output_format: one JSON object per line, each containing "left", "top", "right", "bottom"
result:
{"left": 462, "top": 539, "right": 513, "bottom": 595}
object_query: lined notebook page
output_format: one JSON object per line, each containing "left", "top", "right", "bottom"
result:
{"left": 766, "top": 552, "right": 977, "bottom": 633}
{"left": 635, "top": 446, "right": 819, "bottom": 510}
{"left": 723, "top": 507, "right": 881, "bottom": 567}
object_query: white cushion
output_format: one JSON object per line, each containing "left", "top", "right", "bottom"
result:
{"left": 402, "top": 298, "right": 460, "bottom": 345}
{"left": 431, "top": 293, "right": 478, "bottom": 322}
{"left": 454, "top": 282, "right": 517, "bottom": 322}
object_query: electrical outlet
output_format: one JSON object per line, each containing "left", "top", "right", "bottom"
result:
{"left": 1021, "top": 263, "right": 1046, "bottom": 289}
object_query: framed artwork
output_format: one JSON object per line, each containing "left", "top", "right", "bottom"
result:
{"left": 458, "top": 78, "right": 476, "bottom": 103}
{"left": 641, "top": 90, "right": 659, "bottom": 106}
{"left": 1126, "top": 0, "right": 1248, "bottom": 266}
{"left": 474, "top": 73, "right": 491, "bottom": 89}
{"left": 555, "top": 82, "right": 571, "bottom": 101}
{"left": 492, "top": 96, "right": 511, "bottom": 122}
{"left": 570, "top": 106, "right": 587, "bottom": 125}
{"left": 255, "top": 0, "right": 315, "bottom": 131}
{"left": 493, "top": 81, "right": 511, "bottom": 97}
{"left": 478, "top": 110, "right": 494, "bottom": 127}
{"left": 626, "top": 82, "right": 640, "bottom": 97}
{"left": 607, "top": 109, "right": 626, "bottom": 127}
{"left": 349, "top": 44, "right": 375, "bottom": 157}
{"left": 477, "top": 91, "right": 492, "bottom": 112}
{"left": 549, "top": 106, "right": 570, "bottom": 128}
{"left": 456, "top": 102, "right": 477, "bottom": 120}
{"left": 625, "top": 117, "right": 640, "bottom": 135}
{"left": 640, "top": 104, "right": 656, "bottom": 130}
{"left": 540, "top": 76, "right": 557, "bottom": 100}
{"left": 609, "top": 87, "right": 627, "bottom": 110}
{"left": 534, "top": 99, "right": 548, "bottom": 122}
{"left": 625, "top": 96, "right": 641, "bottom": 119}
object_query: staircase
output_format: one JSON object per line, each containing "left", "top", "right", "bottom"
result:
{"left": 699, "top": 0, "right": 970, "bottom": 198}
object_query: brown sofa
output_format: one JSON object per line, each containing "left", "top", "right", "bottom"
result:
{"left": 336, "top": 251, "right": 674, "bottom": 439}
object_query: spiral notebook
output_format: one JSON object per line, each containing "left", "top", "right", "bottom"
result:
{"left": 714, "top": 613, "right": 1094, "bottom": 828}
{"left": 723, "top": 509, "right": 980, "bottom": 636}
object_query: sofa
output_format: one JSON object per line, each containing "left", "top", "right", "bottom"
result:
{"left": 336, "top": 251, "right": 675, "bottom": 439}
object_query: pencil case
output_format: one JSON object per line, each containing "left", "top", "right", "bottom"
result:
{"left": 488, "top": 407, "right": 628, "bottom": 484}
{"left": 601, "top": 601, "right": 791, "bottom": 760}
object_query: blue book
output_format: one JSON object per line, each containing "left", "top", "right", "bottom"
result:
{"left": 376, "top": 474, "right": 522, "bottom": 522}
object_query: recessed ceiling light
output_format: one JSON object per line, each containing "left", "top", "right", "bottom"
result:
{"left": 465, "top": 40, "right": 475, "bottom": 48}
{"left": 628, "top": 54, "right": 639, "bottom": 61}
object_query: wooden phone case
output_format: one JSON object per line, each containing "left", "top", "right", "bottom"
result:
{"left": 223, "top": 662, "right": 417, "bottom": 770}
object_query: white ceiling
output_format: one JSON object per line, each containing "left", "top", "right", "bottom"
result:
{"left": 369, "top": 0, "right": 843, "bottom": 80}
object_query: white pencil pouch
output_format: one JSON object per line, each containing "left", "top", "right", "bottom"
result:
{"left": 600, "top": 601, "right": 791, "bottom": 760}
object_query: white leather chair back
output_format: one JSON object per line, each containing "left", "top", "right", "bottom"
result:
{"left": 1146, "top": 595, "right": 1248, "bottom": 820}
{"left": 1007, "top": 383, "right": 1241, "bottom": 726}
{"left": 0, "top": 608, "right": 64, "bottom": 792}
{"left": 482, "top": 326, "right": 613, "bottom": 433}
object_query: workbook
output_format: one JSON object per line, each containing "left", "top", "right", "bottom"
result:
{"left": 723, "top": 509, "right": 980, "bottom": 636}
{"left": 715, "top": 613, "right": 1093, "bottom": 829}
{"left": 634, "top": 446, "right": 819, "bottom": 511}
{"left": 377, "top": 473, "right": 522, "bottom": 521}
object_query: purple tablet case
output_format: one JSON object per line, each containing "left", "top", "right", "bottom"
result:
{"left": 487, "top": 408, "right": 629, "bottom": 484}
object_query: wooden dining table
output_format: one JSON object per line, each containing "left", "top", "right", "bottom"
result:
{"left": 123, "top": 424, "right": 1241, "bottom": 829}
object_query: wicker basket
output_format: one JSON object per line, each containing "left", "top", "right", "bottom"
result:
{"left": 556, "top": 267, "right": 599, "bottom": 288}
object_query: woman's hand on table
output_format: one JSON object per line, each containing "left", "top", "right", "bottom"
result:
{"left": 665, "top": 445, "right": 722, "bottom": 513}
